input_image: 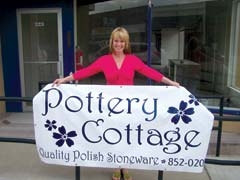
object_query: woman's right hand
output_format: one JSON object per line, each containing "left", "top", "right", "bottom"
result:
{"left": 52, "top": 75, "right": 74, "bottom": 86}
{"left": 52, "top": 78, "right": 65, "bottom": 86}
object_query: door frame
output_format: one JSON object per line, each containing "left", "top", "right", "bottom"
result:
{"left": 17, "top": 8, "right": 63, "bottom": 111}
{"left": 0, "top": 36, "right": 6, "bottom": 114}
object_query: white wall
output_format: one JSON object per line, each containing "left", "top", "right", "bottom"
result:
{"left": 161, "top": 28, "right": 184, "bottom": 66}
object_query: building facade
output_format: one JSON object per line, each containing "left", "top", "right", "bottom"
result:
{"left": 0, "top": 0, "right": 240, "bottom": 116}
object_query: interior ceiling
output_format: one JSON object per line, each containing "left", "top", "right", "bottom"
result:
{"left": 78, "top": 0, "right": 110, "bottom": 6}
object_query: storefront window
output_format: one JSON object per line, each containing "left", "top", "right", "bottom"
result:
{"left": 77, "top": 0, "right": 240, "bottom": 111}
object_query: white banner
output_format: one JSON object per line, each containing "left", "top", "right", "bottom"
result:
{"left": 33, "top": 84, "right": 214, "bottom": 173}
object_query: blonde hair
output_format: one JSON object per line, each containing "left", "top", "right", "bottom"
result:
{"left": 109, "top": 27, "right": 131, "bottom": 54}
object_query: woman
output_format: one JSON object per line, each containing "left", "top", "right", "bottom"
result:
{"left": 53, "top": 27, "right": 179, "bottom": 180}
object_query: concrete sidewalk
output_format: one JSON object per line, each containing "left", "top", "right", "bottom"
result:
{"left": 0, "top": 112, "right": 240, "bottom": 180}
{"left": 0, "top": 142, "right": 210, "bottom": 180}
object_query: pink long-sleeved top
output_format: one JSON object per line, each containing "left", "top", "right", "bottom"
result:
{"left": 73, "top": 54, "right": 164, "bottom": 85}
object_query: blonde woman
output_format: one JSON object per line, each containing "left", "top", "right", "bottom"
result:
{"left": 53, "top": 27, "right": 179, "bottom": 180}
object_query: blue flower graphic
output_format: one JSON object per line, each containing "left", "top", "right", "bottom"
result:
{"left": 53, "top": 126, "right": 77, "bottom": 147}
{"left": 44, "top": 119, "right": 57, "bottom": 131}
{"left": 188, "top": 94, "right": 199, "bottom": 106}
{"left": 167, "top": 101, "right": 195, "bottom": 124}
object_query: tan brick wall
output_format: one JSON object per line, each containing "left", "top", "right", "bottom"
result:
{"left": 223, "top": 121, "right": 240, "bottom": 133}
{"left": 214, "top": 119, "right": 240, "bottom": 133}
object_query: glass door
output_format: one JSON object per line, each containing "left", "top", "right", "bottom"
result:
{"left": 17, "top": 9, "right": 63, "bottom": 111}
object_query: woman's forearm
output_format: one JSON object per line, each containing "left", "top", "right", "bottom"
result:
{"left": 161, "top": 77, "right": 180, "bottom": 87}
{"left": 52, "top": 74, "right": 74, "bottom": 86}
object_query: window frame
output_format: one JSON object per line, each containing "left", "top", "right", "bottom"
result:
{"left": 228, "top": 0, "right": 240, "bottom": 92}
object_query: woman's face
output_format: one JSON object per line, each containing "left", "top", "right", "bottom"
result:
{"left": 112, "top": 37, "right": 126, "bottom": 54}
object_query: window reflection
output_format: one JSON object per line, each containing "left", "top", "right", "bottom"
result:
{"left": 77, "top": 0, "right": 240, "bottom": 110}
